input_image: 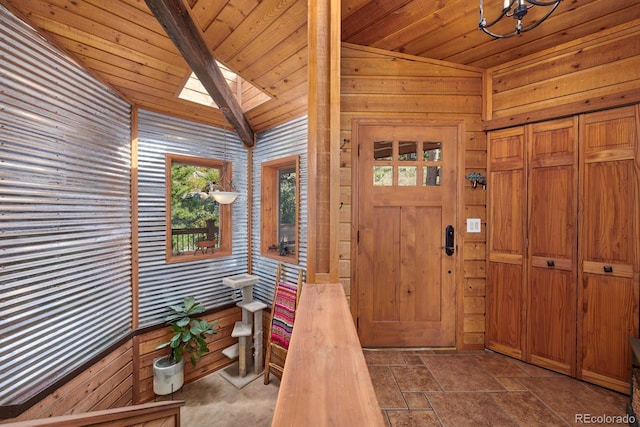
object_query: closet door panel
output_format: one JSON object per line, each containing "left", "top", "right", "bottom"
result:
{"left": 578, "top": 106, "right": 639, "bottom": 393}
{"left": 486, "top": 127, "right": 526, "bottom": 358}
{"left": 580, "top": 273, "right": 638, "bottom": 390}
{"left": 526, "top": 118, "right": 578, "bottom": 376}
{"left": 486, "top": 262, "right": 525, "bottom": 358}
{"left": 528, "top": 267, "right": 575, "bottom": 374}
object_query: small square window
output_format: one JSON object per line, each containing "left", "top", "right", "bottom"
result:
{"left": 165, "top": 153, "right": 233, "bottom": 262}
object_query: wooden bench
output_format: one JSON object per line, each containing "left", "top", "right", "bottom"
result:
{"left": 271, "top": 283, "right": 384, "bottom": 426}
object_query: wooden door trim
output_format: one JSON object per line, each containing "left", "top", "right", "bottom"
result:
{"left": 350, "top": 118, "right": 466, "bottom": 347}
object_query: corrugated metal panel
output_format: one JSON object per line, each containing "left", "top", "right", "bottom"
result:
{"left": 250, "top": 116, "right": 308, "bottom": 303}
{"left": 0, "top": 5, "right": 132, "bottom": 405}
{"left": 137, "top": 110, "right": 249, "bottom": 327}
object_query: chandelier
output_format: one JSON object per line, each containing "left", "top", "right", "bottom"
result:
{"left": 479, "top": 0, "right": 562, "bottom": 39}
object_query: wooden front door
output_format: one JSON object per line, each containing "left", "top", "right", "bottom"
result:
{"left": 355, "top": 123, "right": 458, "bottom": 347}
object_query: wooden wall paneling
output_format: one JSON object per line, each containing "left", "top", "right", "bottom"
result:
{"left": 7, "top": 342, "right": 134, "bottom": 423}
{"left": 577, "top": 105, "right": 639, "bottom": 393}
{"left": 341, "top": 43, "right": 485, "bottom": 349}
{"left": 134, "top": 306, "right": 241, "bottom": 403}
{"left": 525, "top": 117, "right": 578, "bottom": 376}
{"left": 485, "top": 20, "right": 640, "bottom": 130}
{"left": 486, "top": 127, "right": 527, "bottom": 359}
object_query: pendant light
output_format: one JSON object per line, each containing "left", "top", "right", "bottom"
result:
{"left": 211, "top": 110, "right": 239, "bottom": 205}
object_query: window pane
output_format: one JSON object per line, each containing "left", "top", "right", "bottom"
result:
{"left": 278, "top": 167, "right": 296, "bottom": 255}
{"left": 423, "top": 166, "right": 441, "bottom": 186}
{"left": 373, "top": 166, "right": 393, "bottom": 186}
{"left": 171, "top": 162, "right": 221, "bottom": 256}
{"left": 398, "top": 166, "right": 417, "bottom": 186}
{"left": 374, "top": 140, "right": 393, "bottom": 160}
{"left": 398, "top": 141, "right": 417, "bottom": 161}
{"left": 423, "top": 141, "right": 442, "bottom": 162}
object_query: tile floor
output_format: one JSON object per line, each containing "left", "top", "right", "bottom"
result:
{"left": 364, "top": 349, "right": 631, "bottom": 427}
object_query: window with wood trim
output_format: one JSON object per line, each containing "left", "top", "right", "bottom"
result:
{"left": 261, "top": 155, "right": 299, "bottom": 263}
{"left": 166, "top": 153, "right": 232, "bottom": 262}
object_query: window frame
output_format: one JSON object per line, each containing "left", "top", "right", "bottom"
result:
{"left": 165, "top": 153, "right": 232, "bottom": 263}
{"left": 261, "top": 155, "right": 300, "bottom": 263}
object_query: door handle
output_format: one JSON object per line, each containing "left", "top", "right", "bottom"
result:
{"left": 445, "top": 225, "right": 455, "bottom": 256}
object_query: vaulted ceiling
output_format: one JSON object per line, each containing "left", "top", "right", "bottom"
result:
{"left": 2, "top": 0, "right": 639, "bottom": 135}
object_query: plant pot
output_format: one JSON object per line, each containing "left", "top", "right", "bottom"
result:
{"left": 153, "top": 355, "right": 185, "bottom": 395}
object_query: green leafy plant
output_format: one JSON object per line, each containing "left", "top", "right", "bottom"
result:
{"left": 157, "top": 296, "right": 218, "bottom": 366}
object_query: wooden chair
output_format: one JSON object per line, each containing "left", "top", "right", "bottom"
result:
{"left": 264, "top": 264, "right": 303, "bottom": 384}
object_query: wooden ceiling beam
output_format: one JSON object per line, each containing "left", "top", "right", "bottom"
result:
{"left": 144, "top": 0, "right": 255, "bottom": 147}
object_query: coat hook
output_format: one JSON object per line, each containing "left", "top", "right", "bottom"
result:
{"left": 465, "top": 172, "right": 487, "bottom": 190}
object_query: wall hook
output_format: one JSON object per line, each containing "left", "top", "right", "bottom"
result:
{"left": 465, "top": 172, "right": 487, "bottom": 190}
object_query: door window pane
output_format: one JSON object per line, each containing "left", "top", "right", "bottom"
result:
{"left": 398, "top": 141, "right": 417, "bottom": 161}
{"left": 398, "top": 166, "right": 417, "bottom": 186}
{"left": 373, "top": 166, "right": 393, "bottom": 186}
{"left": 374, "top": 140, "right": 393, "bottom": 160}
{"left": 423, "top": 166, "right": 441, "bottom": 186}
{"left": 423, "top": 141, "right": 442, "bottom": 161}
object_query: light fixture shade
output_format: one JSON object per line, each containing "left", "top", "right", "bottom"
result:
{"left": 212, "top": 191, "right": 239, "bottom": 205}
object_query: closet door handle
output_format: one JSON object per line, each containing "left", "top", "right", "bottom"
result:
{"left": 604, "top": 265, "right": 613, "bottom": 273}
{"left": 546, "top": 260, "right": 555, "bottom": 267}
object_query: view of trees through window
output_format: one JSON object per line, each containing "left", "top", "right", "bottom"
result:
{"left": 278, "top": 167, "right": 296, "bottom": 245}
{"left": 170, "top": 162, "right": 221, "bottom": 256}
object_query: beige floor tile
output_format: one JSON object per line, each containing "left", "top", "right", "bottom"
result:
{"left": 402, "top": 392, "right": 432, "bottom": 410}
{"left": 387, "top": 410, "right": 441, "bottom": 427}
{"left": 490, "top": 391, "right": 567, "bottom": 426}
{"left": 427, "top": 392, "right": 518, "bottom": 426}
{"left": 392, "top": 365, "right": 442, "bottom": 392}
{"left": 369, "top": 365, "right": 408, "bottom": 409}
{"left": 422, "top": 355, "right": 506, "bottom": 392}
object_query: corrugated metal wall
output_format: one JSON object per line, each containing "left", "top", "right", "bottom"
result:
{"left": 137, "top": 110, "right": 249, "bottom": 327}
{"left": 0, "top": 5, "right": 132, "bottom": 405}
{"left": 251, "top": 116, "right": 308, "bottom": 303}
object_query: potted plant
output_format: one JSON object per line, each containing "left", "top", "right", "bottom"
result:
{"left": 153, "top": 296, "right": 218, "bottom": 395}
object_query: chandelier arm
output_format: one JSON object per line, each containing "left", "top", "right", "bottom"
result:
{"left": 505, "top": 4, "right": 533, "bottom": 19}
{"left": 516, "top": 1, "right": 562, "bottom": 33}
{"left": 479, "top": 26, "right": 519, "bottom": 39}
{"left": 526, "top": 0, "right": 562, "bottom": 6}
{"left": 479, "top": 0, "right": 515, "bottom": 29}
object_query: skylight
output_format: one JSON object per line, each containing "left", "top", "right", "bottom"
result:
{"left": 178, "top": 61, "right": 271, "bottom": 112}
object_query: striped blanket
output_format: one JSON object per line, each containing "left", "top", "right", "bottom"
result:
{"left": 271, "top": 282, "right": 298, "bottom": 350}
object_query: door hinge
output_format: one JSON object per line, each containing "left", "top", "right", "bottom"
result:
{"left": 357, "top": 229, "right": 360, "bottom": 243}
{"left": 356, "top": 316, "right": 359, "bottom": 329}
{"left": 358, "top": 144, "right": 360, "bottom": 157}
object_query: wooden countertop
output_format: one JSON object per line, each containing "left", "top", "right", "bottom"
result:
{"left": 271, "top": 283, "right": 385, "bottom": 426}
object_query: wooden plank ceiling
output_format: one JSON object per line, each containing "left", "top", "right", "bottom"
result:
{"left": 2, "top": 0, "right": 639, "bottom": 135}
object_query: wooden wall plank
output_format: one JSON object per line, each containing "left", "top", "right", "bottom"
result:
{"left": 486, "top": 20, "right": 640, "bottom": 129}
{"left": 7, "top": 342, "right": 134, "bottom": 423}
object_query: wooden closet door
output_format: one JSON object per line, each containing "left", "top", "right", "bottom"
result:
{"left": 578, "top": 106, "right": 639, "bottom": 393}
{"left": 526, "top": 118, "right": 578, "bottom": 376}
{"left": 486, "top": 127, "right": 527, "bottom": 359}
